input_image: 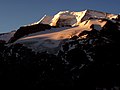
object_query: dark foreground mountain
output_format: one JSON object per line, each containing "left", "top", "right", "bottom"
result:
{"left": 0, "top": 10, "right": 120, "bottom": 89}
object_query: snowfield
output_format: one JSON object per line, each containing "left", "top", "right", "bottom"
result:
{"left": 15, "top": 27, "right": 84, "bottom": 53}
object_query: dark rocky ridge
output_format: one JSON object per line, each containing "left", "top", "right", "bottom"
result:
{"left": 8, "top": 23, "right": 51, "bottom": 43}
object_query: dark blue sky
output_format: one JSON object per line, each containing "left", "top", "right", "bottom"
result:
{"left": 0, "top": 0, "right": 120, "bottom": 33}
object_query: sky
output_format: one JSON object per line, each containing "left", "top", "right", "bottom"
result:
{"left": 0, "top": 0, "right": 120, "bottom": 33}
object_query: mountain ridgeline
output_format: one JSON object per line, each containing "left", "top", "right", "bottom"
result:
{"left": 0, "top": 10, "right": 120, "bottom": 89}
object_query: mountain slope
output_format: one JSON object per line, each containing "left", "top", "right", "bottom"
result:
{"left": 0, "top": 9, "right": 120, "bottom": 89}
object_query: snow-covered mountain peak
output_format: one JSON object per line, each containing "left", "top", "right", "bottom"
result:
{"left": 39, "top": 9, "right": 119, "bottom": 27}
{"left": 23, "top": 9, "right": 119, "bottom": 28}
{"left": 0, "top": 9, "right": 120, "bottom": 54}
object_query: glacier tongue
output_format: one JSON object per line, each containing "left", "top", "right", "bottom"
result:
{"left": 15, "top": 27, "right": 84, "bottom": 53}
